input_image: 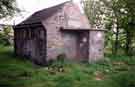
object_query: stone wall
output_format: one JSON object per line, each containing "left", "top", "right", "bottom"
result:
{"left": 63, "top": 2, "right": 90, "bottom": 29}
{"left": 42, "top": 8, "right": 65, "bottom": 61}
{"left": 89, "top": 30, "right": 105, "bottom": 62}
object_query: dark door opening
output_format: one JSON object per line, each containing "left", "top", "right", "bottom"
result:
{"left": 77, "top": 31, "right": 89, "bottom": 60}
{"left": 62, "top": 30, "right": 89, "bottom": 61}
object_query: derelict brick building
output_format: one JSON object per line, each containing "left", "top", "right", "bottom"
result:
{"left": 14, "top": 1, "right": 105, "bottom": 64}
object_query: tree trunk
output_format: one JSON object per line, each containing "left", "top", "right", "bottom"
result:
{"left": 125, "top": 30, "right": 132, "bottom": 56}
{"left": 114, "top": 26, "right": 119, "bottom": 55}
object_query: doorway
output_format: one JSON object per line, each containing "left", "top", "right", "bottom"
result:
{"left": 62, "top": 30, "right": 89, "bottom": 61}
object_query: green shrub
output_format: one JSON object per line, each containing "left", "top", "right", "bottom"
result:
{"left": 0, "top": 33, "right": 9, "bottom": 45}
{"left": 0, "top": 26, "right": 13, "bottom": 46}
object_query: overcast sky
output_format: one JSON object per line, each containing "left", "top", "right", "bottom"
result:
{"left": 0, "top": 0, "right": 82, "bottom": 25}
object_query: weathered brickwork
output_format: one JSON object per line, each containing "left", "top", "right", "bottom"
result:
{"left": 14, "top": 1, "right": 105, "bottom": 64}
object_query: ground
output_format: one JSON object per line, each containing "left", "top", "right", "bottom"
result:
{"left": 0, "top": 44, "right": 135, "bottom": 87}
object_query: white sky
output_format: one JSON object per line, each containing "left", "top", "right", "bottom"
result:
{"left": 0, "top": 0, "right": 82, "bottom": 25}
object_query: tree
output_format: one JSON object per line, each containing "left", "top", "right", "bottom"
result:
{"left": 83, "top": 0, "right": 119, "bottom": 54}
{"left": 0, "top": 0, "right": 19, "bottom": 19}
{"left": 83, "top": 0, "right": 135, "bottom": 56}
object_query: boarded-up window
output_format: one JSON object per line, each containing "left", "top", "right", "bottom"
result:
{"left": 31, "top": 29, "right": 35, "bottom": 39}
{"left": 26, "top": 29, "right": 32, "bottom": 40}
{"left": 22, "top": 30, "right": 26, "bottom": 39}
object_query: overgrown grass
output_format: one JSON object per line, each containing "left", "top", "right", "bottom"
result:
{"left": 0, "top": 44, "right": 135, "bottom": 87}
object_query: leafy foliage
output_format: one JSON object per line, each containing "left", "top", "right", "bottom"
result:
{"left": 0, "top": 26, "right": 13, "bottom": 45}
{"left": 83, "top": 0, "right": 135, "bottom": 55}
{"left": 0, "top": 0, "right": 20, "bottom": 19}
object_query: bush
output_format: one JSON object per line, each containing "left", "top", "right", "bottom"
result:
{"left": 0, "top": 26, "right": 13, "bottom": 46}
{"left": 0, "top": 33, "right": 10, "bottom": 45}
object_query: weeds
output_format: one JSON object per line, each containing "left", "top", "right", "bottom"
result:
{"left": 0, "top": 45, "right": 135, "bottom": 87}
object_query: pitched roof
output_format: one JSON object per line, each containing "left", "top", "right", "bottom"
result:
{"left": 17, "top": 1, "right": 69, "bottom": 26}
{"left": 15, "top": 1, "right": 91, "bottom": 30}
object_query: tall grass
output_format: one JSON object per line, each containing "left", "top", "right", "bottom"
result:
{"left": 0, "top": 45, "right": 135, "bottom": 87}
